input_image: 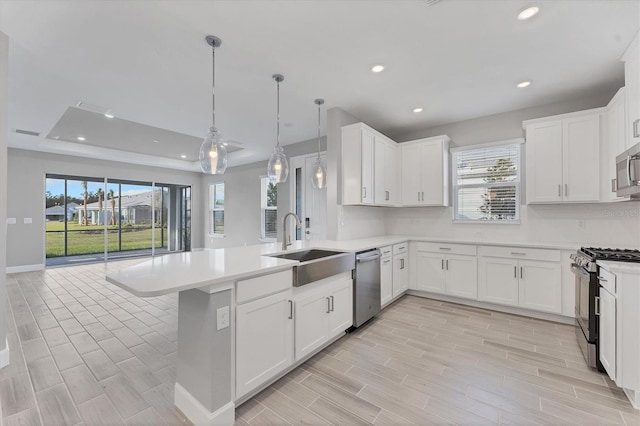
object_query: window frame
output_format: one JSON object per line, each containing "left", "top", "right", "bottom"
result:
{"left": 451, "top": 139, "right": 523, "bottom": 224}
{"left": 209, "top": 181, "right": 225, "bottom": 237}
{"left": 260, "top": 176, "right": 278, "bottom": 242}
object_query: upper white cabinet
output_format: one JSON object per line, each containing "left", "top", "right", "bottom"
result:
{"left": 622, "top": 32, "right": 640, "bottom": 148}
{"left": 525, "top": 110, "right": 601, "bottom": 204}
{"left": 602, "top": 88, "right": 628, "bottom": 202}
{"left": 341, "top": 122, "right": 397, "bottom": 206}
{"left": 401, "top": 136, "right": 450, "bottom": 206}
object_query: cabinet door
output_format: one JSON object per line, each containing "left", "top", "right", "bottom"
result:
{"left": 380, "top": 257, "right": 393, "bottom": 306}
{"left": 385, "top": 142, "right": 398, "bottom": 205}
{"left": 478, "top": 257, "right": 519, "bottom": 306}
{"left": 236, "top": 290, "right": 293, "bottom": 398}
{"left": 374, "top": 137, "right": 386, "bottom": 205}
{"left": 563, "top": 114, "right": 600, "bottom": 202}
{"left": 625, "top": 52, "right": 640, "bottom": 148}
{"left": 420, "top": 141, "right": 446, "bottom": 206}
{"left": 415, "top": 251, "right": 446, "bottom": 294}
{"left": 328, "top": 279, "right": 353, "bottom": 338}
{"left": 294, "top": 288, "right": 330, "bottom": 361}
{"left": 361, "top": 129, "right": 374, "bottom": 205}
{"left": 401, "top": 144, "right": 422, "bottom": 206}
{"left": 526, "top": 120, "right": 563, "bottom": 203}
{"left": 518, "top": 260, "right": 562, "bottom": 313}
{"left": 392, "top": 254, "right": 409, "bottom": 297}
{"left": 445, "top": 255, "right": 478, "bottom": 300}
{"left": 599, "top": 288, "right": 617, "bottom": 381}
{"left": 605, "top": 91, "right": 628, "bottom": 201}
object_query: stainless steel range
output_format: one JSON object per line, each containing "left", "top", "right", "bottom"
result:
{"left": 570, "top": 247, "right": 640, "bottom": 371}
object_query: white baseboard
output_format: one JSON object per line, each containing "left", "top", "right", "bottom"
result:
{"left": 623, "top": 388, "right": 640, "bottom": 410}
{"left": 0, "top": 338, "right": 9, "bottom": 369}
{"left": 174, "top": 382, "right": 235, "bottom": 426}
{"left": 6, "top": 264, "right": 44, "bottom": 274}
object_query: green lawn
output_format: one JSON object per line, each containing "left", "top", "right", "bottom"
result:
{"left": 46, "top": 221, "right": 167, "bottom": 258}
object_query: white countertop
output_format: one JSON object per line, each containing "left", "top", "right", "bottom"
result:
{"left": 597, "top": 260, "right": 640, "bottom": 274}
{"left": 106, "top": 235, "right": 582, "bottom": 297}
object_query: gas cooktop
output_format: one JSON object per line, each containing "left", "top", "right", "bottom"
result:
{"left": 580, "top": 247, "right": 640, "bottom": 263}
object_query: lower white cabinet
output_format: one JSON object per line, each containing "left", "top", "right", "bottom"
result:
{"left": 236, "top": 289, "right": 293, "bottom": 398}
{"left": 478, "top": 246, "right": 562, "bottom": 314}
{"left": 413, "top": 243, "right": 477, "bottom": 300}
{"left": 599, "top": 285, "right": 617, "bottom": 380}
{"left": 393, "top": 251, "right": 409, "bottom": 298}
{"left": 294, "top": 275, "right": 352, "bottom": 361}
{"left": 380, "top": 249, "right": 393, "bottom": 306}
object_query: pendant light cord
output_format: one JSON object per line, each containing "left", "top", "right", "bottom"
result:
{"left": 276, "top": 79, "right": 280, "bottom": 147}
{"left": 212, "top": 45, "right": 216, "bottom": 129}
{"left": 317, "top": 103, "right": 321, "bottom": 159}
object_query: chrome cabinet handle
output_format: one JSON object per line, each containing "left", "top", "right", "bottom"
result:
{"left": 595, "top": 296, "right": 601, "bottom": 316}
{"left": 558, "top": 184, "right": 561, "bottom": 197}
{"left": 383, "top": 259, "right": 391, "bottom": 264}
{"left": 511, "top": 252, "right": 526, "bottom": 256}
{"left": 326, "top": 297, "right": 331, "bottom": 314}
{"left": 520, "top": 266, "right": 523, "bottom": 279}
{"left": 398, "top": 246, "right": 405, "bottom": 250}
{"left": 441, "top": 259, "right": 444, "bottom": 270}
{"left": 628, "top": 155, "right": 633, "bottom": 185}
{"left": 330, "top": 295, "right": 334, "bottom": 312}
{"left": 418, "top": 191, "right": 421, "bottom": 201}
{"left": 288, "top": 300, "right": 293, "bottom": 319}
{"left": 565, "top": 184, "right": 568, "bottom": 197}
{"left": 634, "top": 118, "right": 640, "bottom": 138}
{"left": 421, "top": 192, "right": 425, "bottom": 201}
{"left": 514, "top": 266, "right": 517, "bottom": 278}
{"left": 362, "top": 187, "right": 367, "bottom": 199}
{"left": 439, "top": 247, "right": 451, "bottom": 251}
{"left": 446, "top": 259, "right": 449, "bottom": 270}
{"left": 400, "top": 258, "right": 405, "bottom": 269}
{"left": 597, "top": 276, "right": 608, "bottom": 282}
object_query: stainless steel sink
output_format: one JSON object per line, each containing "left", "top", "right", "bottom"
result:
{"left": 267, "top": 249, "right": 355, "bottom": 286}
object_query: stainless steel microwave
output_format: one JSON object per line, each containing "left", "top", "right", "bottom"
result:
{"left": 615, "top": 142, "right": 640, "bottom": 198}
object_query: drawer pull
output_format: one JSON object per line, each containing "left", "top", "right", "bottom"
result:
{"left": 439, "top": 247, "right": 451, "bottom": 251}
{"left": 383, "top": 259, "right": 391, "bottom": 264}
{"left": 326, "top": 297, "right": 331, "bottom": 314}
{"left": 597, "top": 276, "right": 608, "bottom": 282}
{"left": 288, "top": 300, "right": 293, "bottom": 320}
{"left": 595, "top": 296, "right": 601, "bottom": 316}
{"left": 511, "top": 252, "right": 526, "bottom": 256}
{"left": 514, "top": 266, "right": 517, "bottom": 278}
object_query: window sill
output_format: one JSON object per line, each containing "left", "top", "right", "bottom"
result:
{"left": 210, "top": 234, "right": 226, "bottom": 238}
{"left": 452, "top": 220, "right": 521, "bottom": 225}
{"left": 259, "top": 238, "right": 277, "bottom": 243}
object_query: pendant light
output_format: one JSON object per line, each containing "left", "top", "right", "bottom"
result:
{"left": 267, "top": 74, "right": 289, "bottom": 183}
{"left": 199, "top": 35, "right": 228, "bottom": 175}
{"left": 311, "top": 99, "right": 327, "bottom": 189}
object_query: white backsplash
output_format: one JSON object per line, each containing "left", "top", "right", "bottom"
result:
{"left": 385, "top": 202, "right": 640, "bottom": 249}
{"left": 336, "top": 205, "right": 388, "bottom": 240}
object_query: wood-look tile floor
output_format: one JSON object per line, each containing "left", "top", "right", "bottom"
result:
{"left": 1, "top": 261, "right": 638, "bottom": 425}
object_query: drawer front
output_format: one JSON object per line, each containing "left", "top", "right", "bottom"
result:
{"left": 379, "top": 245, "right": 393, "bottom": 258}
{"left": 393, "top": 242, "right": 408, "bottom": 255}
{"left": 237, "top": 270, "right": 293, "bottom": 304}
{"left": 478, "top": 245, "right": 560, "bottom": 262}
{"left": 415, "top": 242, "right": 477, "bottom": 256}
{"left": 598, "top": 267, "right": 616, "bottom": 295}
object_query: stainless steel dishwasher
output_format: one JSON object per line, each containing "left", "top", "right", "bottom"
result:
{"left": 353, "top": 249, "right": 382, "bottom": 328}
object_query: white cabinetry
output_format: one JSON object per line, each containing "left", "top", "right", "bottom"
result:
{"left": 380, "top": 246, "right": 393, "bottom": 306}
{"left": 413, "top": 243, "right": 477, "bottom": 300}
{"left": 342, "top": 122, "right": 397, "bottom": 206}
{"left": 293, "top": 273, "right": 352, "bottom": 361}
{"left": 622, "top": 32, "right": 640, "bottom": 148}
{"left": 401, "top": 136, "right": 450, "bottom": 206}
{"left": 478, "top": 246, "right": 562, "bottom": 314}
{"left": 598, "top": 267, "right": 617, "bottom": 381}
{"left": 602, "top": 88, "right": 628, "bottom": 201}
{"left": 236, "top": 289, "right": 293, "bottom": 398}
{"left": 392, "top": 243, "right": 409, "bottom": 298}
{"left": 525, "top": 111, "right": 601, "bottom": 204}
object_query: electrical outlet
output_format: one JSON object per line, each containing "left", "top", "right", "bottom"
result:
{"left": 24, "top": 218, "right": 32, "bottom": 224}
{"left": 576, "top": 219, "right": 585, "bottom": 230}
{"left": 216, "top": 306, "right": 230, "bottom": 331}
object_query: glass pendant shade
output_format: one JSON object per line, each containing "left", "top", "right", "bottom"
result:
{"left": 311, "top": 156, "right": 327, "bottom": 189}
{"left": 267, "top": 145, "right": 289, "bottom": 183}
{"left": 199, "top": 127, "right": 228, "bottom": 174}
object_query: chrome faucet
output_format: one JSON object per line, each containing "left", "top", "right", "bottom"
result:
{"left": 282, "top": 212, "right": 301, "bottom": 250}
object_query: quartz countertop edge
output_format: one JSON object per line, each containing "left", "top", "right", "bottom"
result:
{"left": 597, "top": 260, "right": 640, "bottom": 274}
{"left": 105, "top": 235, "right": 585, "bottom": 297}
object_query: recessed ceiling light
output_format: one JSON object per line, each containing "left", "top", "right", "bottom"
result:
{"left": 153, "top": 139, "right": 160, "bottom": 144}
{"left": 371, "top": 65, "right": 385, "bottom": 73}
{"left": 77, "top": 136, "right": 86, "bottom": 141}
{"left": 517, "top": 6, "right": 539, "bottom": 20}
{"left": 413, "top": 107, "right": 423, "bottom": 113}
{"left": 517, "top": 80, "right": 532, "bottom": 88}
{"left": 180, "top": 154, "right": 187, "bottom": 159}
{"left": 104, "top": 112, "right": 114, "bottom": 119}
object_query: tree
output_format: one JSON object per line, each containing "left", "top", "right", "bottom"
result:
{"left": 81, "top": 181, "right": 88, "bottom": 225}
{"left": 96, "top": 188, "right": 104, "bottom": 224}
{"left": 109, "top": 189, "right": 117, "bottom": 226}
{"left": 478, "top": 158, "right": 516, "bottom": 220}
{"left": 267, "top": 181, "right": 277, "bottom": 207}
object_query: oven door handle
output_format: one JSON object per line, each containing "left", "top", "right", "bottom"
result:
{"left": 595, "top": 296, "right": 601, "bottom": 316}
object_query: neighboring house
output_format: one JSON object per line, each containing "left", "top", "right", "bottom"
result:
{"left": 45, "top": 202, "right": 79, "bottom": 222}
{"left": 78, "top": 190, "right": 162, "bottom": 225}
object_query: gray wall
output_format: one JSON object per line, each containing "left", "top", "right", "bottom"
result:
{"left": 203, "top": 138, "right": 323, "bottom": 249}
{"left": 6, "top": 149, "right": 205, "bottom": 267}
{"left": 0, "top": 31, "right": 9, "bottom": 357}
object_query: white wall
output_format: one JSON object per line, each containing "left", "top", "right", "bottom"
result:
{"left": 0, "top": 31, "right": 9, "bottom": 362}
{"left": 385, "top": 92, "right": 640, "bottom": 249}
{"left": 6, "top": 149, "right": 205, "bottom": 268}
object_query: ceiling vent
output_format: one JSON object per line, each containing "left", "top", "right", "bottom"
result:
{"left": 75, "top": 101, "right": 110, "bottom": 115}
{"left": 424, "top": 0, "right": 441, "bottom": 5}
{"left": 14, "top": 128, "right": 40, "bottom": 137}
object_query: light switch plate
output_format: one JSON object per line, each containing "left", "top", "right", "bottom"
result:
{"left": 216, "top": 306, "right": 230, "bottom": 331}
{"left": 6, "top": 218, "right": 16, "bottom": 225}
{"left": 24, "top": 218, "right": 32, "bottom": 224}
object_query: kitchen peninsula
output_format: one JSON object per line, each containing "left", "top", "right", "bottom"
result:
{"left": 106, "top": 235, "right": 581, "bottom": 425}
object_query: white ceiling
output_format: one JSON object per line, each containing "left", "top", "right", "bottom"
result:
{"left": 1, "top": 0, "right": 638, "bottom": 170}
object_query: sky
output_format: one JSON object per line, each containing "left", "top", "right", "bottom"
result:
{"left": 46, "top": 179, "right": 155, "bottom": 199}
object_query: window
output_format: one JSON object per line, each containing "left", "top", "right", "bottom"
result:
{"left": 261, "top": 177, "right": 278, "bottom": 241}
{"left": 452, "top": 141, "right": 521, "bottom": 222}
{"left": 209, "top": 182, "right": 225, "bottom": 235}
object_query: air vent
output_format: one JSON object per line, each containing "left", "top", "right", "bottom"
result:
{"left": 75, "top": 101, "right": 109, "bottom": 115}
{"left": 14, "top": 129, "right": 40, "bottom": 137}
{"left": 424, "top": 0, "right": 441, "bottom": 5}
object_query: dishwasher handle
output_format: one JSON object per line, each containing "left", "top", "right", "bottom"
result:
{"left": 356, "top": 250, "right": 381, "bottom": 263}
